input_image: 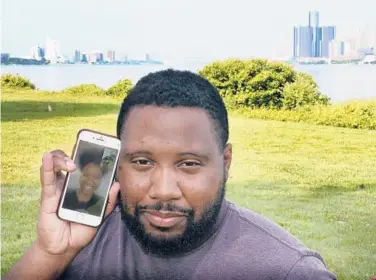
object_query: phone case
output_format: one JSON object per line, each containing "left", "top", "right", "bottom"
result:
{"left": 57, "top": 128, "right": 120, "bottom": 227}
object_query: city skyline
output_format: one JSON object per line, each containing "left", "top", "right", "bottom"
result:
{"left": 2, "top": 0, "right": 376, "bottom": 60}
{"left": 293, "top": 11, "right": 375, "bottom": 60}
{"left": 27, "top": 37, "right": 156, "bottom": 64}
{"left": 293, "top": 12, "right": 337, "bottom": 59}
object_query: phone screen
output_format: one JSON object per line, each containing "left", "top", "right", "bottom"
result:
{"left": 61, "top": 139, "right": 118, "bottom": 217}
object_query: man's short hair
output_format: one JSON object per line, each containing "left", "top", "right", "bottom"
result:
{"left": 116, "top": 69, "right": 229, "bottom": 149}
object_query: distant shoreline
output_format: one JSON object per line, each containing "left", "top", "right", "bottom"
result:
{"left": 2, "top": 62, "right": 376, "bottom": 103}
{"left": 1, "top": 61, "right": 164, "bottom": 67}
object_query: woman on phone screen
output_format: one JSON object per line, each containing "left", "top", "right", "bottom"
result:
{"left": 62, "top": 149, "right": 105, "bottom": 216}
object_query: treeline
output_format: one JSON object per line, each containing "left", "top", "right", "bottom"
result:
{"left": 0, "top": 73, "right": 132, "bottom": 99}
{"left": 1, "top": 59, "right": 375, "bottom": 130}
{"left": 1, "top": 57, "right": 49, "bottom": 65}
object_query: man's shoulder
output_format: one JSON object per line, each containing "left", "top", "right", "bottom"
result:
{"left": 218, "top": 201, "right": 337, "bottom": 279}
{"left": 228, "top": 201, "right": 310, "bottom": 254}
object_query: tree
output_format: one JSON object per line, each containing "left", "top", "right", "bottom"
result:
{"left": 199, "top": 59, "right": 329, "bottom": 110}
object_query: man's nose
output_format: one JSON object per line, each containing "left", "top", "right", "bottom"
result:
{"left": 148, "top": 166, "right": 182, "bottom": 202}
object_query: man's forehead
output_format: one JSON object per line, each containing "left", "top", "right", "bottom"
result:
{"left": 123, "top": 106, "right": 213, "bottom": 130}
{"left": 120, "top": 105, "right": 217, "bottom": 148}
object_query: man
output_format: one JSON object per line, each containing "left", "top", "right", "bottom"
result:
{"left": 62, "top": 149, "right": 104, "bottom": 216}
{"left": 4, "top": 69, "right": 337, "bottom": 280}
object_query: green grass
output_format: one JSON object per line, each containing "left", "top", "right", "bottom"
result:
{"left": 2, "top": 88, "right": 376, "bottom": 279}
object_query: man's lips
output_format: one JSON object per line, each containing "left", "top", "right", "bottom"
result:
{"left": 142, "top": 210, "right": 187, "bottom": 228}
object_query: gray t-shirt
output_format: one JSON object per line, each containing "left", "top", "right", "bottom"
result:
{"left": 59, "top": 200, "right": 337, "bottom": 280}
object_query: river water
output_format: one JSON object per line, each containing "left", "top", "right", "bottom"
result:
{"left": 2, "top": 61, "right": 376, "bottom": 103}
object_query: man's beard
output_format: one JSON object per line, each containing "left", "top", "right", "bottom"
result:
{"left": 119, "top": 181, "right": 226, "bottom": 256}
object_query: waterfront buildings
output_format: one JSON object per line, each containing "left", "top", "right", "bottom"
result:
{"left": 293, "top": 11, "right": 336, "bottom": 59}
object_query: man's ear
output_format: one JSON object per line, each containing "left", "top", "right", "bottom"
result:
{"left": 223, "top": 143, "right": 232, "bottom": 181}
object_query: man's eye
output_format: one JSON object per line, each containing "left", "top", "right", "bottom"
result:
{"left": 133, "top": 159, "right": 151, "bottom": 165}
{"left": 179, "top": 161, "right": 201, "bottom": 167}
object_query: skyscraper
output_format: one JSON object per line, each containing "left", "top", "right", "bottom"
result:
{"left": 293, "top": 27, "right": 299, "bottom": 58}
{"left": 107, "top": 50, "right": 115, "bottom": 61}
{"left": 90, "top": 51, "right": 104, "bottom": 63}
{"left": 293, "top": 11, "right": 336, "bottom": 58}
{"left": 309, "top": 10, "right": 321, "bottom": 57}
{"left": 81, "top": 53, "right": 88, "bottom": 63}
{"left": 30, "top": 46, "right": 45, "bottom": 60}
{"left": 293, "top": 26, "right": 313, "bottom": 58}
{"left": 45, "top": 37, "right": 61, "bottom": 63}
{"left": 309, "top": 10, "right": 319, "bottom": 27}
{"left": 321, "top": 26, "right": 336, "bottom": 58}
{"left": 74, "top": 50, "right": 81, "bottom": 63}
{"left": 329, "top": 40, "right": 345, "bottom": 58}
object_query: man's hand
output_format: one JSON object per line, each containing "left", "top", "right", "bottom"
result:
{"left": 4, "top": 150, "right": 120, "bottom": 279}
{"left": 36, "top": 149, "right": 120, "bottom": 255}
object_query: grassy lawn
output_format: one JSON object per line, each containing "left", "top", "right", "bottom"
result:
{"left": 2, "top": 88, "right": 376, "bottom": 279}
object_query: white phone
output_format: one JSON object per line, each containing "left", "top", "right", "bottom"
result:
{"left": 57, "top": 129, "right": 121, "bottom": 227}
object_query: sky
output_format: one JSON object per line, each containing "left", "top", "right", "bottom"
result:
{"left": 1, "top": 0, "right": 376, "bottom": 60}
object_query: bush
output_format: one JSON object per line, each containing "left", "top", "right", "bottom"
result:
{"left": 60, "top": 84, "right": 105, "bottom": 96}
{"left": 282, "top": 72, "right": 330, "bottom": 109}
{"left": 239, "top": 100, "right": 376, "bottom": 130}
{"left": 199, "top": 59, "right": 329, "bottom": 110}
{"left": 1, "top": 74, "right": 36, "bottom": 90}
{"left": 106, "top": 79, "right": 133, "bottom": 98}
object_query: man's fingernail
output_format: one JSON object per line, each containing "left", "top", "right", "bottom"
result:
{"left": 65, "top": 159, "right": 76, "bottom": 168}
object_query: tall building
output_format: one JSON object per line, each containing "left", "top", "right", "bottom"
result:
{"left": 90, "top": 51, "right": 104, "bottom": 63}
{"left": 309, "top": 10, "right": 321, "bottom": 57}
{"left": 40, "top": 48, "right": 46, "bottom": 59}
{"left": 74, "top": 49, "right": 81, "bottom": 63}
{"left": 1, "top": 53, "right": 10, "bottom": 64}
{"left": 329, "top": 40, "right": 345, "bottom": 58}
{"left": 45, "top": 37, "right": 61, "bottom": 63}
{"left": 30, "top": 46, "right": 45, "bottom": 60}
{"left": 107, "top": 50, "right": 115, "bottom": 61}
{"left": 293, "top": 11, "right": 336, "bottom": 58}
{"left": 293, "top": 27, "right": 299, "bottom": 58}
{"left": 293, "top": 26, "right": 313, "bottom": 58}
{"left": 81, "top": 53, "right": 88, "bottom": 63}
{"left": 309, "top": 10, "right": 319, "bottom": 27}
{"left": 321, "top": 26, "right": 336, "bottom": 58}
{"left": 343, "top": 40, "right": 357, "bottom": 57}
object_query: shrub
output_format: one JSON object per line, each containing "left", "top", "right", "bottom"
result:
{"left": 106, "top": 79, "right": 133, "bottom": 98}
{"left": 199, "top": 59, "right": 329, "bottom": 110}
{"left": 1, "top": 74, "right": 36, "bottom": 90}
{"left": 282, "top": 72, "right": 330, "bottom": 109}
{"left": 60, "top": 84, "right": 105, "bottom": 96}
{"left": 239, "top": 100, "right": 376, "bottom": 130}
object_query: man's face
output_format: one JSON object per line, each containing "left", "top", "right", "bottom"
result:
{"left": 117, "top": 106, "right": 232, "bottom": 254}
{"left": 79, "top": 163, "right": 102, "bottom": 195}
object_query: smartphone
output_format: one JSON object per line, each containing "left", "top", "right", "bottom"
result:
{"left": 57, "top": 129, "right": 121, "bottom": 227}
